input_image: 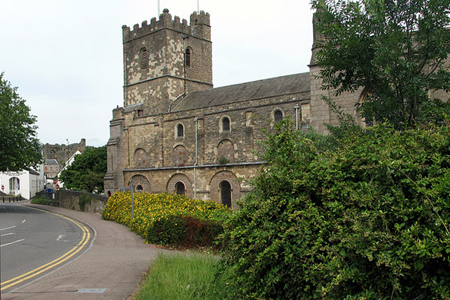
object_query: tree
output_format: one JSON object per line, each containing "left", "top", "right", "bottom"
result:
{"left": 59, "top": 146, "right": 107, "bottom": 193}
{"left": 312, "top": 0, "right": 450, "bottom": 129}
{"left": 0, "top": 72, "right": 42, "bottom": 171}
{"left": 219, "top": 120, "right": 450, "bottom": 299}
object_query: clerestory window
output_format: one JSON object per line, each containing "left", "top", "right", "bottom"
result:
{"left": 222, "top": 117, "right": 230, "bottom": 132}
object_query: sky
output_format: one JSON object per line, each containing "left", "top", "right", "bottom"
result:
{"left": 0, "top": 0, "right": 314, "bottom": 147}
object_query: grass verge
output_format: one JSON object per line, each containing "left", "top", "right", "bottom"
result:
{"left": 30, "top": 198, "right": 51, "bottom": 205}
{"left": 133, "top": 252, "right": 230, "bottom": 300}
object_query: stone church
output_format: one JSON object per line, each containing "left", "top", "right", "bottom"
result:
{"left": 104, "top": 9, "right": 367, "bottom": 207}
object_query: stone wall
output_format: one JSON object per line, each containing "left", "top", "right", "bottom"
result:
{"left": 57, "top": 190, "right": 107, "bottom": 213}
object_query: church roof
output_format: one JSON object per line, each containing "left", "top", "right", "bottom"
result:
{"left": 172, "top": 72, "right": 310, "bottom": 112}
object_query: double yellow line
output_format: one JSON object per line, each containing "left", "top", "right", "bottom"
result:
{"left": 1, "top": 208, "right": 92, "bottom": 292}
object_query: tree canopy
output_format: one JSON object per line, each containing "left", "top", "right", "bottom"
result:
{"left": 312, "top": 0, "right": 450, "bottom": 129}
{"left": 0, "top": 73, "right": 42, "bottom": 171}
{"left": 59, "top": 146, "right": 107, "bottom": 193}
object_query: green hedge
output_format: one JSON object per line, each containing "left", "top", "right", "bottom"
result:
{"left": 146, "top": 214, "right": 224, "bottom": 249}
{"left": 102, "top": 192, "right": 230, "bottom": 249}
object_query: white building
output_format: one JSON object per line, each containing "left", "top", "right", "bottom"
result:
{"left": 0, "top": 164, "right": 45, "bottom": 200}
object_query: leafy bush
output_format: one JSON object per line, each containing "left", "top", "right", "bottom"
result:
{"left": 78, "top": 194, "right": 92, "bottom": 211}
{"left": 147, "top": 214, "right": 224, "bottom": 248}
{"left": 102, "top": 192, "right": 230, "bottom": 247}
{"left": 219, "top": 120, "right": 450, "bottom": 299}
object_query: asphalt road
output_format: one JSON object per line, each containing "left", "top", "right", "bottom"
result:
{"left": 0, "top": 203, "right": 93, "bottom": 293}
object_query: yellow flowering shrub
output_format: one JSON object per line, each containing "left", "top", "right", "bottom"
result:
{"left": 102, "top": 191, "right": 231, "bottom": 240}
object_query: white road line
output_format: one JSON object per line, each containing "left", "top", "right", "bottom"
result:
{"left": 0, "top": 225, "right": 16, "bottom": 231}
{"left": 0, "top": 239, "right": 24, "bottom": 248}
{"left": 1, "top": 232, "right": 16, "bottom": 237}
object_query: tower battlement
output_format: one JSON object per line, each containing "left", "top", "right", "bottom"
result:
{"left": 123, "top": 8, "right": 210, "bottom": 43}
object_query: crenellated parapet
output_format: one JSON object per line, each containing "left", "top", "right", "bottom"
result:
{"left": 123, "top": 8, "right": 211, "bottom": 43}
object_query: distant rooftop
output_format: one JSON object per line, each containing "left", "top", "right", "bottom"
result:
{"left": 45, "top": 159, "right": 59, "bottom": 165}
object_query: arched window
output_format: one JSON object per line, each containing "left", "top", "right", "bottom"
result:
{"left": 9, "top": 177, "right": 20, "bottom": 191}
{"left": 134, "top": 148, "right": 147, "bottom": 168}
{"left": 220, "top": 181, "right": 232, "bottom": 208}
{"left": 140, "top": 47, "right": 149, "bottom": 70}
{"left": 274, "top": 110, "right": 283, "bottom": 123}
{"left": 175, "top": 182, "right": 186, "bottom": 195}
{"left": 177, "top": 124, "right": 184, "bottom": 138}
{"left": 185, "top": 48, "right": 191, "bottom": 67}
{"left": 173, "top": 145, "right": 189, "bottom": 167}
{"left": 136, "top": 185, "right": 143, "bottom": 192}
{"left": 217, "top": 140, "right": 234, "bottom": 163}
{"left": 222, "top": 117, "right": 230, "bottom": 132}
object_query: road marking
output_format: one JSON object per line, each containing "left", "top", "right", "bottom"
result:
{"left": 0, "top": 208, "right": 92, "bottom": 292}
{"left": 56, "top": 234, "right": 68, "bottom": 242}
{"left": 0, "top": 233, "right": 16, "bottom": 237}
{"left": 0, "top": 226, "right": 16, "bottom": 231}
{"left": 0, "top": 239, "right": 24, "bottom": 248}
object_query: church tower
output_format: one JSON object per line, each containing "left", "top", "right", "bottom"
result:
{"left": 105, "top": 9, "right": 213, "bottom": 194}
{"left": 122, "top": 8, "right": 213, "bottom": 115}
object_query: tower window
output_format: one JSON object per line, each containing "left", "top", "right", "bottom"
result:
{"left": 177, "top": 124, "right": 184, "bottom": 138}
{"left": 274, "top": 110, "right": 283, "bottom": 123}
{"left": 222, "top": 117, "right": 230, "bottom": 132}
{"left": 140, "top": 48, "right": 149, "bottom": 70}
{"left": 185, "top": 48, "right": 191, "bottom": 68}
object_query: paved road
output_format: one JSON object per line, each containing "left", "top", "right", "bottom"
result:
{"left": 0, "top": 204, "right": 92, "bottom": 293}
{"left": 2, "top": 204, "right": 163, "bottom": 300}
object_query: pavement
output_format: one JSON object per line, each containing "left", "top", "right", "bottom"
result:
{"left": 2, "top": 203, "right": 165, "bottom": 300}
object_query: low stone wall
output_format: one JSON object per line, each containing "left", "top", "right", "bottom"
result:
{"left": 58, "top": 190, "right": 107, "bottom": 213}
{"left": 35, "top": 190, "right": 108, "bottom": 213}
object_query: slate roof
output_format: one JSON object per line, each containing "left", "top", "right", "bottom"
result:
{"left": 172, "top": 72, "right": 310, "bottom": 112}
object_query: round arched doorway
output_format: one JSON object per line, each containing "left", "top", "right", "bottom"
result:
{"left": 220, "top": 180, "right": 232, "bottom": 208}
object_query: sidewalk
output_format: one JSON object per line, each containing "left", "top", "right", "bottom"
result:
{"left": 2, "top": 204, "right": 164, "bottom": 300}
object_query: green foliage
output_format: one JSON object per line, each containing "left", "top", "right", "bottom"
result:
{"left": 102, "top": 191, "right": 230, "bottom": 248}
{"left": 78, "top": 194, "right": 92, "bottom": 212}
{"left": 134, "top": 252, "right": 230, "bottom": 300}
{"left": 146, "top": 215, "right": 224, "bottom": 249}
{"left": 312, "top": 0, "right": 450, "bottom": 129}
{"left": 59, "top": 146, "right": 107, "bottom": 193}
{"left": 0, "top": 73, "right": 42, "bottom": 171}
{"left": 218, "top": 157, "right": 229, "bottom": 165}
{"left": 219, "top": 119, "right": 450, "bottom": 299}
